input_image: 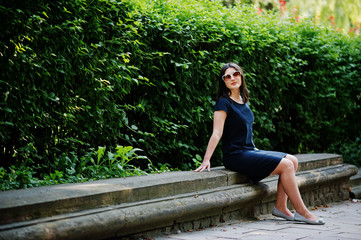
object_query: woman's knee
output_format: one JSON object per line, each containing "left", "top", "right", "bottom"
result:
{"left": 272, "top": 158, "right": 295, "bottom": 175}
{"left": 286, "top": 154, "right": 298, "bottom": 171}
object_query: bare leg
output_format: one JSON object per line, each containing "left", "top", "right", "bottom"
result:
{"left": 274, "top": 155, "right": 298, "bottom": 217}
{"left": 271, "top": 157, "right": 318, "bottom": 221}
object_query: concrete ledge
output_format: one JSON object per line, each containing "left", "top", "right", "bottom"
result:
{"left": 0, "top": 163, "right": 357, "bottom": 240}
{"left": 0, "top": 154, "right": 357, "bottom": 240}
{"left": 0, "top": 169, "right": 248, "bottom": 226}
{"left": 294, "top": 153, "right": 343, "bottom": 171}
{"left": 0, "top": 184, "right": 264, "bottom": 240}
{"left": 0, "top": 153, "right": 342, "bottom": 226}
{"left": 350, "top": 167, "right": 361, "bottom": 198}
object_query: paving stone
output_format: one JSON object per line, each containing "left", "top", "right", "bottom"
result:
{"left": 154, "top": 200, "right": 361, "bottom": 240}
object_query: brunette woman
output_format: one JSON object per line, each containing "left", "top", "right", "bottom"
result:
{"left": 195, "top": 62, "right": 325, "bottom": 225}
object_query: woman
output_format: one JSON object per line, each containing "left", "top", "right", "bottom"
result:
{"left": 194, "top": 62, "right": 325, "bottom": 225}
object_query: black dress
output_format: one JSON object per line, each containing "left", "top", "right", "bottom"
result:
{"left": 215, "top": 97, "right": 286, "bottom": 183}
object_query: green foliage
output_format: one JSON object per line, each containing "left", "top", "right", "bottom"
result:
{"left": 1, "top": 0, "right": 361, "bottom": 190}
{"left": 0, "top": 0, "right": 150, "bottom": 166}
{"left": 329, "top": 135, "right": 361, "bottom": 167}
{"left": 0, "top": 145, "right": 174, "bottom": 191}
{"left": 125, "top": 0, "right": 361, "bottom": 164}
{"left": 87, "top": 146, "right": 149, "bottom": 178}
{"left": 192, "top": 154, "right": 203, "bottom": 169}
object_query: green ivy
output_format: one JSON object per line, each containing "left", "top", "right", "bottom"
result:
{"left": 1, "top": 0, "right": 360, "bottom": 190}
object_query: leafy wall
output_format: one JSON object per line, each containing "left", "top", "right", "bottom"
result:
{"left": 1, "top": 0, "right": 360, "bottom": 189}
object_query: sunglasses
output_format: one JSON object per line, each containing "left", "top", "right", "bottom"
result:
{"left": 222, "top": 71, "right": 242, "bottom": 81}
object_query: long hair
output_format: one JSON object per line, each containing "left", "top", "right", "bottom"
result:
{"left": 217, "top": 62, "right": 249, "bottom": 103}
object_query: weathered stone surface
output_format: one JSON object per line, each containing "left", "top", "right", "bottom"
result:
{"left": 0, "top": 170, "right": 231, "bottom": 225}
{"left": 295, "top": 153, "right": 343, "bottom": 171}
{"left": 350, "top": 167, "right": 361, "bottom": 198}
{"left": 0, "top": 184, "right": 266, "bottom": 240}
{"left": 0, "top": 153, "right": 357, "bottom": 240}
{"left": 0, "top": 153, "right": 342, "bottom": 225}
{"left": 350, "top": 167, "right": 361, "bottom": 186}
{"left": 0, "top": 162, "right": 357, "bottom": 240}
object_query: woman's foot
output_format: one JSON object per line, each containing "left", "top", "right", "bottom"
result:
{"left": 297, "top": 209, "right": 318, "bottom": 221}
{"left": 294, "top": 209, "right": 325, "bottom": 225}
{"left": 272, "top": 207, "right": 294, "bottom": 221}
{"left": 294, "top": 212, "right": 325, "bottom": 225}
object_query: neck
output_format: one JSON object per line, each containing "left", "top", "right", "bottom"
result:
{"left": 230, "top": 89, "right": 241, "bottom": 99}
{"left": 229, "top": 90, "right": 243, "bottom": 103}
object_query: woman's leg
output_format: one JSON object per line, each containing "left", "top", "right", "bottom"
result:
{"left": 271, "top": 157, "right": 319, "bottom": 221}
{"left": 274, "top": 155, "right": 298, "bottom": 216}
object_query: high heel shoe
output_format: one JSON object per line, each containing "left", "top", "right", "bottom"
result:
{"left": 272, "top": 207, "right": 294, "bottom": 221}
{"left": 294, "top": 212, "right": 325, "bottom": 225}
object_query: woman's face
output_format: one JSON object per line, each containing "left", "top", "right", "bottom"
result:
{"left": 223, "top": 67, "right": 242, "bottom": 91}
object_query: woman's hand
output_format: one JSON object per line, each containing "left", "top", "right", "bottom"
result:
{"left": 194, "top": 160, "right": 211, "bottom": 172}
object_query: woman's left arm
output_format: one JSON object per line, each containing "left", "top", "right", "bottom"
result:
{"left": 194, "top": 110, "right": 227, "bottom": 172}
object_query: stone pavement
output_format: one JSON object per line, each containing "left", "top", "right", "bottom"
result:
{"left": 153, "top": 200, "right": 361, "bottom": 240}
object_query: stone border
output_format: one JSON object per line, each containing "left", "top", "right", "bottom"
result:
{"left": 0, "top": 163, "right": 357, "bottom": 240}
{"left": 0, "top": 153, "right": 342, "bottom": 226}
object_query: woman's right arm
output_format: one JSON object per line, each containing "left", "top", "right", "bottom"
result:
{"left": 194, "top": 110, "right": 227, "bottom": 172}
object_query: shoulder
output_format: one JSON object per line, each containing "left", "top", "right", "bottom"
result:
{"left": 216, "top": 96, "right": 231, "bottom": 106}
{"left": 216, "top": 96, "right": 230, "bottom": 104}
{"left": 214, "top": 97, "right": 231, "bottom": 112}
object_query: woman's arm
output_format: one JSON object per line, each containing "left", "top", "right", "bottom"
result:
{"left": 194, "top": 110, "right": 227, "bottom": 172}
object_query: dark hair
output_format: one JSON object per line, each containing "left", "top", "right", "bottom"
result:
{"left": 217, "top": 62, "right": 249, "bottom": 103}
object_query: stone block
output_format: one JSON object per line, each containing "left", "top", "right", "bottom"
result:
{"left": 0, "top": 155, "right": 357, "bottom": 240}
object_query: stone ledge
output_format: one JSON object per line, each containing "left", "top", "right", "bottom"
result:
{"left": 0, "top": 163, "right": 357, "bottom": 240}
{"left": 351, "top": 186, "right": 361, "bottom": 199}
{"left": 0, "top": 153, "right": 342, "bottom": 226}
{"left": 350, "top": 167, "right": 361, "bottom": 198}
{"left": 294, "top": 153, "right": 343, "bottom": 171}
{"left": 350, "top": 168, "right": 361, "bottom": 186}
{"left": 0, "top": 169, "right": 246, "bottom": 226}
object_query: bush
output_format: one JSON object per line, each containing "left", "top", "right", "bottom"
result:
{"left": 329, "top": 135, "right": 361, "bottom": 167}
{"left": 123, "top": 0, "right": 361, "bottom": 165}
{"left": 1, "top": 0, "right": 151, "bottom": 165}
{"left": 1, "top": 0, "right": 360, "bottom": 190}
{"left": 0, "top": 145, "right": 175, "bottom": 191}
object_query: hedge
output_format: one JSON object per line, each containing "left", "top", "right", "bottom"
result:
{"left": 1, "top": 0, "right": 360, "bottom": 189}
